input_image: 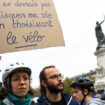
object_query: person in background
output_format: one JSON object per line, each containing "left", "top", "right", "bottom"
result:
{"left": 70, "top": 78, "right": 105, "bottom": 105}
{"left": 36, "top": 65, "right": 79, "bottom": 105}
{"left": 101, "top": 92, "right": 105, "bottom": 100}
{"left": 95, "top": 92, "right": 101, "bottom": 99}
{"left": 0, "top": 62, "right": 36, "bottom": 105}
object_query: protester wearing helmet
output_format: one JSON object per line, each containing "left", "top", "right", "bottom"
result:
{"left": 0, "top": 62, "right": 36, "bottom": 105}
{"left": 70, "top": 78, "right": 105, "bottom": 105}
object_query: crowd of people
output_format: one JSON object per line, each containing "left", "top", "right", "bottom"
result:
{"left": 0, "top": 62, "right": 105, "bottom": 105}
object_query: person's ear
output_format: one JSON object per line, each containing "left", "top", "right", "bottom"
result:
{"left": 41, "top": 80, "right": 47, "bottom": 88}
{"left": 84, "top": 89, "right": 88, "bottom": 95}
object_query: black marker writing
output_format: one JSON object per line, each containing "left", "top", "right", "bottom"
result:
{"left": 7, "top": 31, "right": 17, "bottom": 44}
{"left": 22, "top": 30, "right": 45, "bottom": 43}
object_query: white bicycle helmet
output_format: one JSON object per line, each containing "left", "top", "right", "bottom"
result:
{"left": 2, "top": 62, "right": 31, "bottom": 83}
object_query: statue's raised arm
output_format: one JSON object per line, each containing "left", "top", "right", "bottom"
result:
{"left": 99, "top": 19, "right": 104, "bottom": 25}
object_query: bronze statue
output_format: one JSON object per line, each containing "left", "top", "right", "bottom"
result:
{"left": 95, "top": 17, "right": 105, "bottom": 49}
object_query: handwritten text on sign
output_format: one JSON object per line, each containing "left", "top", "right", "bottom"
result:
{"left": 0, "top": 0, "right": 65, "bottom": 53}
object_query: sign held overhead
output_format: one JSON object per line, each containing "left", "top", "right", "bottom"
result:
{"left": 0, "top": 0, "right": 65, "bottom": 54}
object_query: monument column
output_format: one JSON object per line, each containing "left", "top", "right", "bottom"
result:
{"left": 94, "top": 44, "right": 105, "bottom": 93}
{"left": 94, "top": 17, "right": 105, "bottom": 93}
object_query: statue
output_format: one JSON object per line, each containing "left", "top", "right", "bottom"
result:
{"left": 95, "top": 17, "right": 105, "bottom": 50}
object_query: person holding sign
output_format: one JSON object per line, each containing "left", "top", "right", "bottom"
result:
{"left": 36, "top": 65, "right": 79, "bottom": 105}
{"left": 0, "top": 62, "right": 36, "bottom": 105}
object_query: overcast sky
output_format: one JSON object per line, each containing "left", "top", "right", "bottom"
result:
{"left": 1, "top": 0, "right": 105, "bottom": 88}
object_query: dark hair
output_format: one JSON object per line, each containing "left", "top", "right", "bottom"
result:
{"left": 0, "top": 87, "right": 8, "bottom": 100}
{"left": 39, "top": 65, "right": 55, "bottom": 94}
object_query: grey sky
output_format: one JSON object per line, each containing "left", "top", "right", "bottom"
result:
{"left": 1, "top": 0, "right": 105, "bottom": 88}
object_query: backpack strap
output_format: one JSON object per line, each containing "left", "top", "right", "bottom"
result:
{"left": 31, "top": 101, "right": 36, "bottom": 105}
{"left": 67, "top": 96, "right": 72, "bottom": 105}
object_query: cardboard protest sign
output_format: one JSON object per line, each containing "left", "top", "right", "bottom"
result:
{"left": 0, "top": 0, "right": 65, "bottom": 54}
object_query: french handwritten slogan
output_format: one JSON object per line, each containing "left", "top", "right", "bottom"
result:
{"left": 0, "top": 0, "right": 65, "bottom": 54}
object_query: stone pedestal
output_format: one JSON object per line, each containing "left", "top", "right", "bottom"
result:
{"left": 94, "top": 48, "right": 105, "bottom": 93}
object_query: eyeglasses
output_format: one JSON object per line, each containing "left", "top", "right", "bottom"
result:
{"left": 11, "top": 76, "right": 30, "bottom": 83}
{"left": 47, "top": 74, "right": 64, "bottom": 80}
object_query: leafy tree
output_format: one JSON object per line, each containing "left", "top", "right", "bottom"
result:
{"left": 31, "top": 87, "right": 40, "bottom": 97}
{"left": 63, "top": 77, "right": 73, "bottom": 96}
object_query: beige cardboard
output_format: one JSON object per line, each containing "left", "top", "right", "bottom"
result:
{"left": 0, "top": 0, "right": 65, "bottom": 54}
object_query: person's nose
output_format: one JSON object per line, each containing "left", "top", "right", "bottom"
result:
{"left": 19, "top": 78, "right": 25, "bottom": 84}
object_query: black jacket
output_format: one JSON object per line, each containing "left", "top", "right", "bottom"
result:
{"left": 36, "top": 92, "right": 79, "bottom": 105}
